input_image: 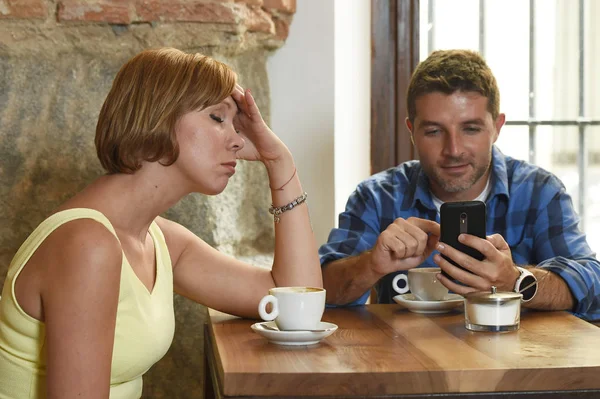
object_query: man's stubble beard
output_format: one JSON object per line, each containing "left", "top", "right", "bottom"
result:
{"left": 424, "top": 155, "right": 492, "bottom": 194}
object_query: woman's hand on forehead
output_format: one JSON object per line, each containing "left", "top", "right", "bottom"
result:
{"left": 231, "top": 84, "right": 249, "bottom": 116}
{"left": 234, "top": 83, "right": 244, "bottom": 95}
{"left": 228, "top": 83, "right": 287, "bottom": 163}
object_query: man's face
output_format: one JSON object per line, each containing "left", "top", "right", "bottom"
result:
{"left": 406, "top": 91, "right": 505, "bottom": 202}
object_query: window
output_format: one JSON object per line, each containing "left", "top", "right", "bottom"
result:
{"left": 420, "top": 0, "right": 600, "bottom": 252}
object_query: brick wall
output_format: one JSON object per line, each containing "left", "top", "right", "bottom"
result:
{"left": 1, "top": 0, "right": 294, "bottom": 42}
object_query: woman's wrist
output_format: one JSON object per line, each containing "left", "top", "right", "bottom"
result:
{"left": 263, "top": 150, "right": 296, "bottom": 190}
{"left": 262, "top": 147, "right": 292, "bottom": 169}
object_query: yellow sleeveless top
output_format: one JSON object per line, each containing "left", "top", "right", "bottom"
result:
{"left": 0, "top": 208, "right": 175, "bottom": 399}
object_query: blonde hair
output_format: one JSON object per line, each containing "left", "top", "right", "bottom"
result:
{"left": 95, "top": 48, "right": 237, "bottom": 174}
{"left": 407, "top": 49, "right": 500, "bottom": 123}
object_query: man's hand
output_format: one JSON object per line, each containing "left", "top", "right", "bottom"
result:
{"left": 434, "top": 233, "right": 520, "bottom": 294}
{"left": 368, "top": 217, "right": 440, "bottom": 277}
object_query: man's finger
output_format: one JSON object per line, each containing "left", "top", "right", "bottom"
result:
{"left": 436, "top": 242, "right": 479, "bottom": 274}
{"left": 390, "top": 221, "right": 428, "bottom": 256}
{"left": 424, "top": 234, "right": 440, "bottom": 258}
{"left": 456, "top": 234, "right": 496, "bottom": 259}
{"left": 406, "top": 217, "right": 440, "bottom": 236}
{"left": 486, "top": 233, "right": 510, "bottom": 250}
{"left": 435, "top": 272, "right": 478, "bottom": 296}
{"left": 434, "top": 252, "right": 488, "bottom": 290}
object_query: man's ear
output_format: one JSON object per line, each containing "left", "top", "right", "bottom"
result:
{"left": 493, "top": 113, "right": 506, "bottom": 143}
{"left": 405, "top": 117, "right": 415, "bottom": 146}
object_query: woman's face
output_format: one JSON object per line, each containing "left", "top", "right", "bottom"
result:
{"left": 173, "top": 96, "right": 245, "bottom": 195}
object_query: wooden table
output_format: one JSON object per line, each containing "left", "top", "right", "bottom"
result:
{"left": 204, "top": 305, "right": 600, "bottom": 398}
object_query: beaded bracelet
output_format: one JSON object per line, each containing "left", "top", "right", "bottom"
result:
{"left": 269, "top": 192, "right": 308, "bottom": 223}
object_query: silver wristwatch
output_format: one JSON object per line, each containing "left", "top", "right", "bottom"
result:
{"left": 513, "top": 266, "right": 538, "bottom": 302}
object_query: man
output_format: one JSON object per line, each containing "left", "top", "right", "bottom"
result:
{"left": 319, "top": 49, "right": 600, "bottom": 321}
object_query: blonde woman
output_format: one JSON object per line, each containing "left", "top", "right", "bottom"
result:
{"left": 0, "top": 48, "right": 322, "bottom": 399}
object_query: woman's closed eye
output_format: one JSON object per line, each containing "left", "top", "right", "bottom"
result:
{"left": 210, "top": 114, "right": 224, "bottom": 123}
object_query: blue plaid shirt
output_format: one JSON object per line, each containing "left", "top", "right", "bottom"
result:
{"left": 319, "top": 146, "right": 600, "bottom": 321}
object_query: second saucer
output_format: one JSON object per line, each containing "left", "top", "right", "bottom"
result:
{"left": 393, "top": 293, "right": 464, "bottom": 314}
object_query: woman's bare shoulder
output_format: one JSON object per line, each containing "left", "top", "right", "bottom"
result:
{"left": 40, "top": 218, "right": 123, "bottom": 283}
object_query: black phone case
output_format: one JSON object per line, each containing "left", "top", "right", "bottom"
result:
{"left": 440, "top": 201, "right": 486, "bottom": 276}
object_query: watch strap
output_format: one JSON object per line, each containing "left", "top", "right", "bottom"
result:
{"left": 514, "top": 266, "right": 538, "bottom": 302}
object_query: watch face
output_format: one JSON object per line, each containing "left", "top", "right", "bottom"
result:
{"left": 520, "top": 275, "right": 537, "bottom": 301}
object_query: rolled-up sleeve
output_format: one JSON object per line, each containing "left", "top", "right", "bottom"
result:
{"left": 319, "top": 185, "right": 382, "bottom": 306}
{"left": 534, "top": 184, "right": 600, "bottom": 321}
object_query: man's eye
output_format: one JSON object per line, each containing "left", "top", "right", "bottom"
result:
{"left": 210, "top": 114, "right": 224, "bottom": 123}
{"left": 464, "top": 126, "right": 481, "bottom": 133}
{"left": 424, "top": 130, "right": 440, "bottom": 135}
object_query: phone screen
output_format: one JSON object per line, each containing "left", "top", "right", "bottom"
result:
{"left": 440, "top": 200, "right": 486, "bottom": 277}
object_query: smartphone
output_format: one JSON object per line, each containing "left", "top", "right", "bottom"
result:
{"left": 440, "top": 201, "right": 486, "bottom": 278}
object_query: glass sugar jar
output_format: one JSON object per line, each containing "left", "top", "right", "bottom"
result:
{"left": 464, "top": 286, "right": 522, "bottom": 332}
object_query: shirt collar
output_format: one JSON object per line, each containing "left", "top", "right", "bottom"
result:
{"left": 411, "top": 166, "right": 436, "bottom": 211}
{"left": 410, "top": 145, "right": 510, "bottom": 211}
{"left": 490, "top": 145, "right": 510, "bottom": 200}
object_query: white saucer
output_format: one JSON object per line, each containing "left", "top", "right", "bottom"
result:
{"left": 251, "top": 321, "right": 338, "bottom": 346}
{"left": 393, "top": 293, "right": 464, "bottom": 314}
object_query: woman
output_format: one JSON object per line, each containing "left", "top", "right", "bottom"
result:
{"left": 0, "top": 48, "right": 322, "bottom": 398}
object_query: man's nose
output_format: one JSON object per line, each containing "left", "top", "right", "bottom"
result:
{"left": 442, "top": 131, "right": 462, "bottom": 157}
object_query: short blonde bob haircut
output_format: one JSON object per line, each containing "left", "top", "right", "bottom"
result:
{"left": 95, "top": 47, "right": 237, "bottom": 174}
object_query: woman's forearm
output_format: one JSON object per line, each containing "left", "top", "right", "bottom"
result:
{"left": 267, "top": 156, "right": 322, "bottom": 289}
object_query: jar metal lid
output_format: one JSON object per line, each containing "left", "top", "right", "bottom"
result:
{"left": 464, "top": 285, "right": 522, "bottom": 304}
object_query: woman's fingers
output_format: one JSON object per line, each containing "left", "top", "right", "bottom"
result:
{"left": 242, "top": 89, "right": 265, "bottom": 122}
{"left": 231, "top": 84, "right": 250, "bottom": 117}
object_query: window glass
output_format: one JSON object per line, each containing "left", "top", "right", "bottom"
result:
{"left": 584, "top": 0, "right": 600, "bottom": 119}
{"left": 537, "top": 0, "right": 580, "bottom": 120}
{"left": 429, "top": 0, "right": 480, "bottom": 52}
{"left": 536, "top": 126, "right": 580, "bottom": 208}
{"left": 495, "top": 126, "right": 529, "bottom": 163}
{"left": 484, "top": 0, "right": 530, "bottom": 121}
{"left": 587, "top": 126, "right": 600, "bottom": 250}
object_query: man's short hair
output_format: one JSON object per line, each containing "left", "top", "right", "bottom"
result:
{"left": 95, "top": 47, "right": 237, "bottom": 174}
{"left": 406, "top": 49, "right": 500, "bottom": 123}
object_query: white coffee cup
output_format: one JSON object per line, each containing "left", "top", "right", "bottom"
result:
{"left": 258, "top": 287, "right": 326, "bottom": 331}
{"left": 392, "top": 267, "right": 448, "bottom": 301}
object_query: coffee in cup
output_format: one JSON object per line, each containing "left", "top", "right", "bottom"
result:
{"left": 392, "top": 267, "right": 448, "bottom": 301}
{"left": 258, "top": 287, "right": 326, "bottom": 331}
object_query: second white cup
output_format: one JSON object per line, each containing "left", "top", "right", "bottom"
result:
{"left": 392, "top": 268, "right": 448, "bottom": 301}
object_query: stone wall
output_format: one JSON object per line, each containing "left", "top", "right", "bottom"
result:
{"left": 0, "top": 1, "right": 296, "bottom": 397}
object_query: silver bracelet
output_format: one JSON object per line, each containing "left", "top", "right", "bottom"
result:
{"left": 269, "top": 192, "right": 308, "bottom": 223}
